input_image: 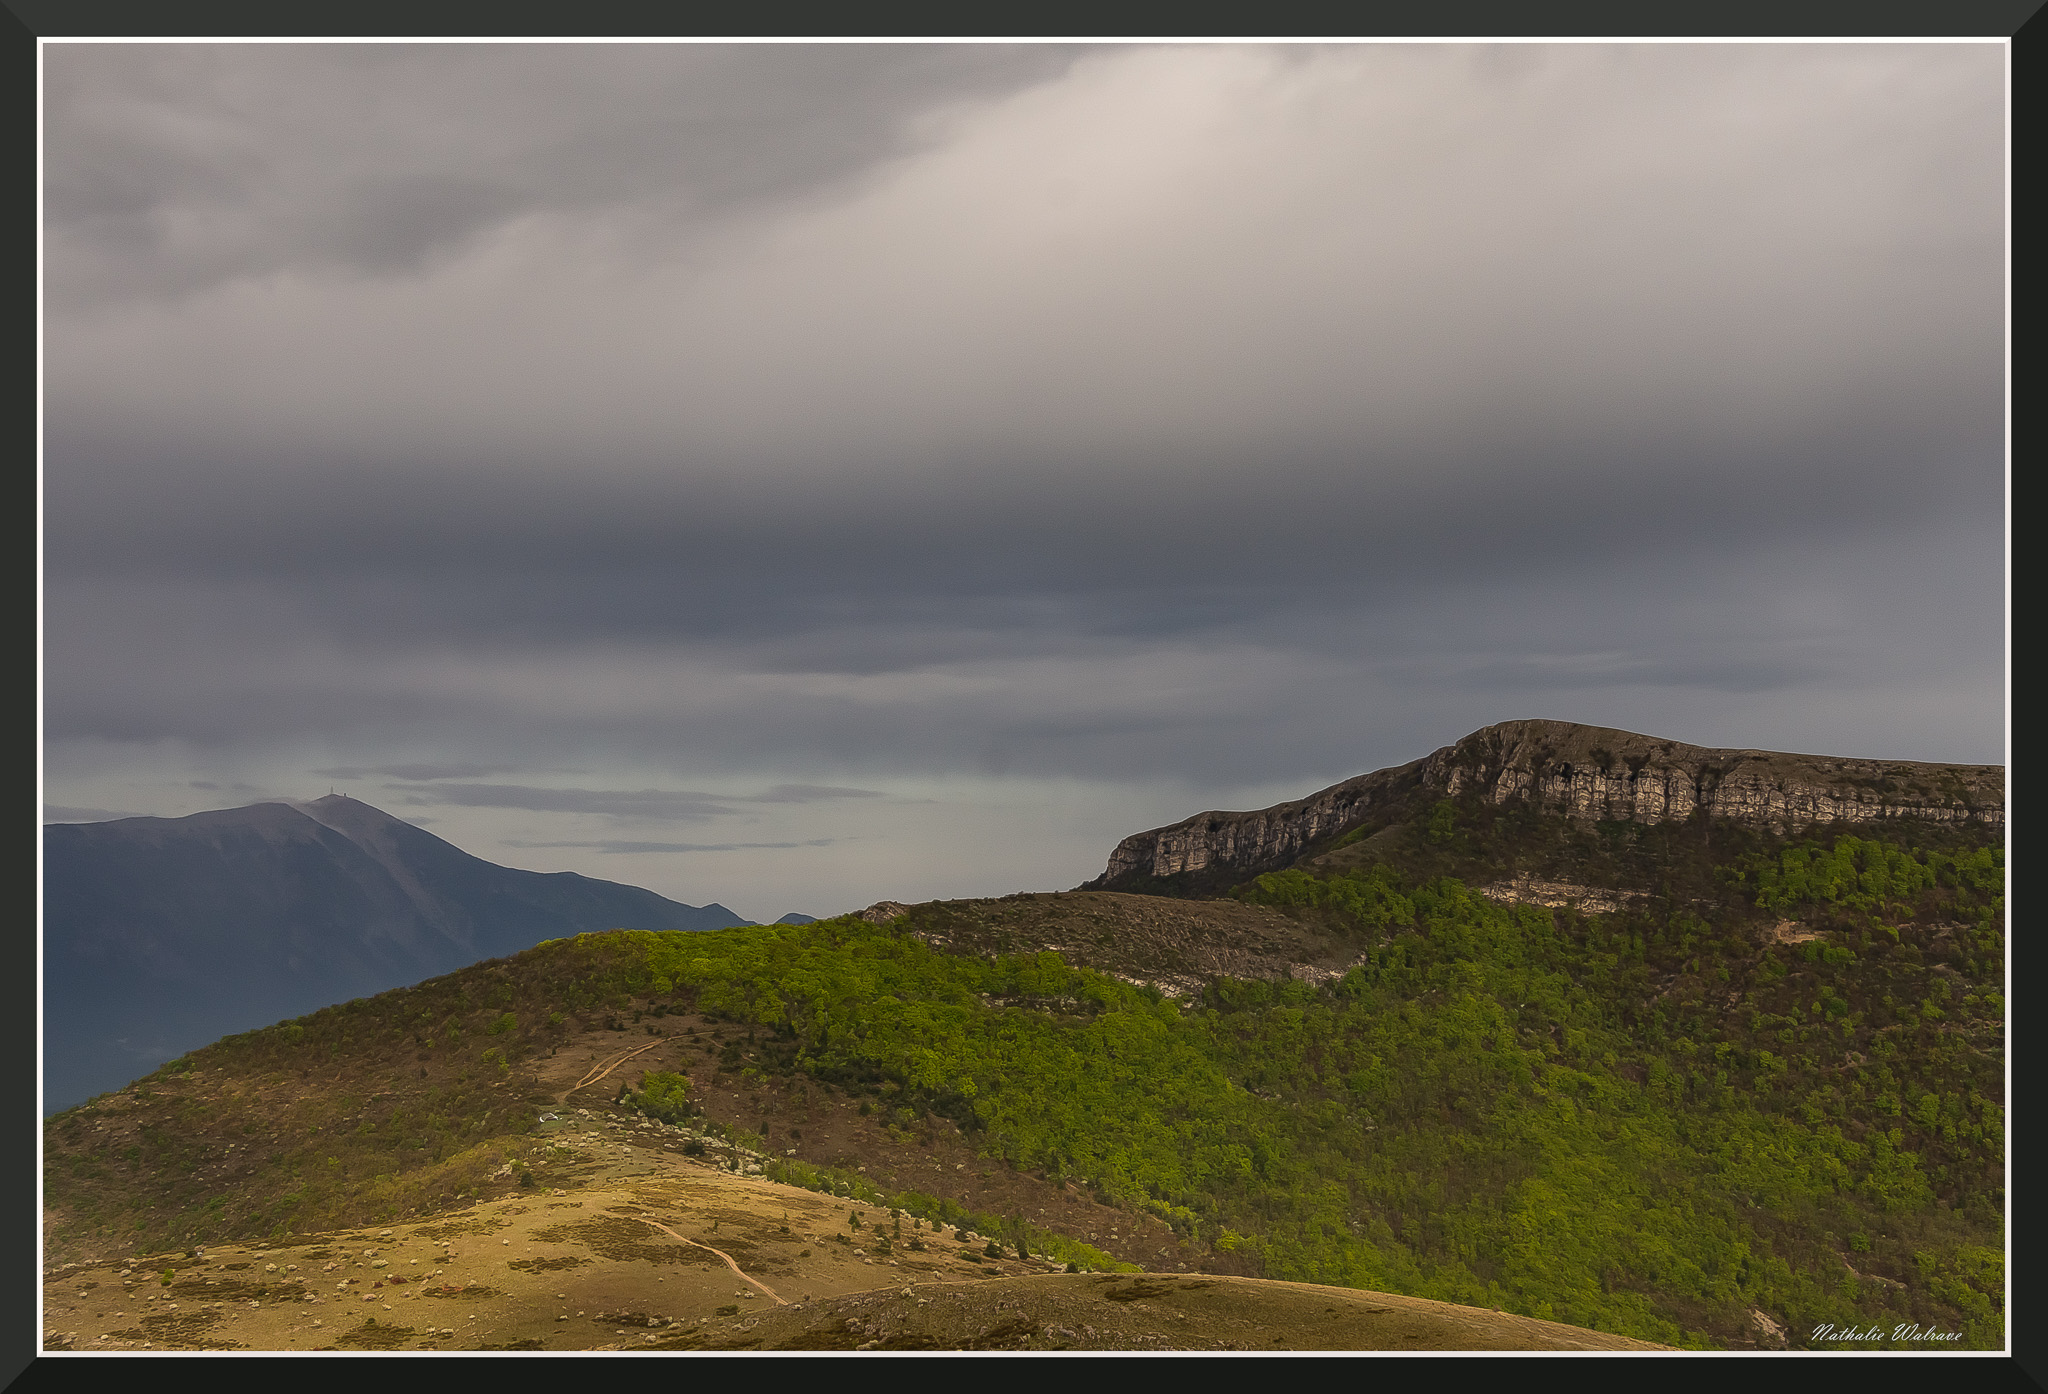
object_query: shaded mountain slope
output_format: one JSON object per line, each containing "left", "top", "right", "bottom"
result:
{"left": 42, "top": 795, "right": 748, "bottom": 1111}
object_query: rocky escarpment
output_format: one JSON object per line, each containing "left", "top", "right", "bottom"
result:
{"left": 1088, "top": 761, "right": 1431, "bottom": 888}
{"left": 1088, "top": 720, "right": 2003, "bottom": 889}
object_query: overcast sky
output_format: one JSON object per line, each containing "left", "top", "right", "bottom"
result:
{"left": 40, "top": 42, "right": 2007, "bottom": 922}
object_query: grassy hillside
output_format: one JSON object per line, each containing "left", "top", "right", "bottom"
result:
{"left": 44, "top": 807, "right": 2002, "bottom": 1351}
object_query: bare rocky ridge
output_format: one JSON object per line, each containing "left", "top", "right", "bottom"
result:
{"left": 1472, "top": 876, "right": 1644, "bottom": 917}
{"left": 1090, "top": 719, "right": 2004, "bottom": 889}
{"left": 896, "top": 892, "right": 1369, "bottom": 1000}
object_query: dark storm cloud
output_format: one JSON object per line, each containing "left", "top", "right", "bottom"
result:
{"left": 41, "top": 43, "right": 2006, "bottom": 867}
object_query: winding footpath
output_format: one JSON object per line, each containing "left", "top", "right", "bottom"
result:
{"left": 631, "top": 1215, "right": 788, "bottom": 1305}
{"left": 559, "top": 1038, "right": 673, "bottom": 1102}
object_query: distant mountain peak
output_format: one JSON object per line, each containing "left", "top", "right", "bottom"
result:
{"left": 281, "top": 793, "right": 421, "bottom": 842}
{"left": 42, "top": 792, "right": 753, "bottom": 1112}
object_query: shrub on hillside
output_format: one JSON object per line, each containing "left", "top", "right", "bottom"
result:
{"left": 622, "top": 1070, "right": 695, "bottom": 1124}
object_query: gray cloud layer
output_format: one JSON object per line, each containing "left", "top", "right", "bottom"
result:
{"left": 41, "top": 43, "right": 2006, "bottom": 910}
{"left": 377, "top": 782, "right": 885, "bottom": 819}
{"left": 44, "top": 44, "right": 1089, "bottom": 307}
{"left": 506, "top": 838, "right": 841, "bottom": 856}
{"left": 312, "top": 761, "right": 516, "bottom": 781}
{"left": 43, "top": 806, "right": 144, "bottom": 824}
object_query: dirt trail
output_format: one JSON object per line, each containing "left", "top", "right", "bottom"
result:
{"left": 630, "top": 1216, "right": 786, "bottom": 1305}
{"left": 559, "top": 1039, "right": 672, "bottom": 1103}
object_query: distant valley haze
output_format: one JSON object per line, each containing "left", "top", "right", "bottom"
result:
{"left": 41, "top": 44, "right": 2004, "bottom": 1038}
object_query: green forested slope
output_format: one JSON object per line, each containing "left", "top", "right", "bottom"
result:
{"left": 599, "top": 822, "right": 2002, "bottom": 1347}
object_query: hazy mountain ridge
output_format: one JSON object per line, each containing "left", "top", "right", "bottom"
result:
{"left": 1089, "top": 719, "right": 2004, "bottom": 894}
{"left": 41, "top": 795, "right": 751, "bottom": 1112}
